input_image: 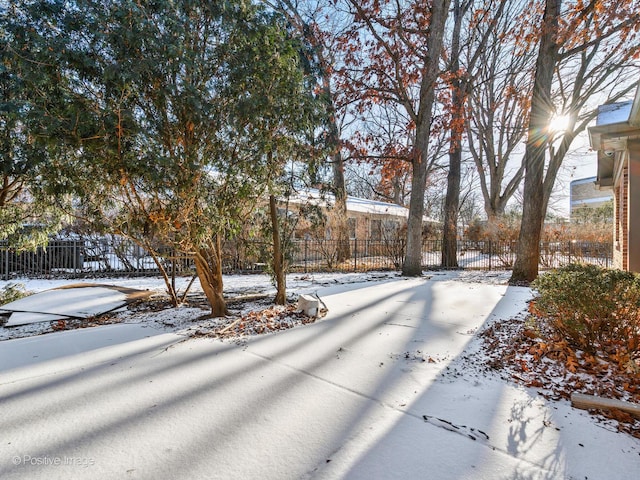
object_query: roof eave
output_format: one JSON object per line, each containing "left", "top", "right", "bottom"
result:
{"left": 630, "top": 83, "right": 640, "bottom": 127}
{"left": 596, "top": 151, "right": 614, "bottom": 189}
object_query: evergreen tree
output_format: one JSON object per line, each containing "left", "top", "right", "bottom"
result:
{"left": 4, "top": 0, "right": 323, "bottom": 314}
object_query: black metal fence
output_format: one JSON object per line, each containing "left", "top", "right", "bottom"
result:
{"left": 0, "top": 238, "right": 194, "bottom": 280}
{"left": 285, "top": 239, "right": 612, "bottom": 273}
{"left": 0, "top": 237, "right": 612, "bottom": 280}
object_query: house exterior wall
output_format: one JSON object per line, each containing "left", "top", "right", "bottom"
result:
{"left": 613, "top": 166, "right": 628, "bottom": 270}
{"left": 609, "top": 140, "right": 640, "bottom": 272}
{"left": 281, "top": 195, "right": 439, "bottom": 242}
{"left": 283, "top": 201, "right": 412, "bottom": 241}
{"left": 589, "top": 85, "right": 640, "bottom": 273}
{"left": 628, "top": 139, "right": 640, "bottom": 271}
{"left": 343, "top": 211, "right": 406, "bottom": 241}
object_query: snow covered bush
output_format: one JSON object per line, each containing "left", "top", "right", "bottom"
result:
{"left": 0, "top": 283, "right": 30, "bottom": 305}
{"left": 531, "top": 264, "right": 640, "bottom": 359}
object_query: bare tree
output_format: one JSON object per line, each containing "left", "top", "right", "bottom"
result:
{"left": 338, "top": 0, "right": 452, "bottom": 276}
{"left": 465, "top": 0, "right": 532, "bottom": 226}
{"left": 441, "top": 0, "right": 510, "bottom": 267}
{"left": 511, "top": 0, "right": 640, "bottom": 283}
{"left": 345, "top": 104, "right": 429, "bottom": 207}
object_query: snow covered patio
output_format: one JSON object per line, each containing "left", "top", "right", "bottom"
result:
{"left": 1, "top": 274, "right": 638, "bottom": 479}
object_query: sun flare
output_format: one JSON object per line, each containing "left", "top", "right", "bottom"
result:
{"left": 548, "top": 114, "right": 571, "bottom": 133}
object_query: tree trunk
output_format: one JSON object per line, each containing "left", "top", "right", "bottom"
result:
{"left": 402, "top": 0, "right": 452, "bottom": 276}
{"left": 333, "top": 169, "right": 351, "bottom": 264}
{"left": 442, "top": 146, "right": 461, "bottom": 268}
{"left": 403, "top": 148, "right": 429, "bottom": 276}
{"left": 510, "top": 0, "right": 561, "bottom": 284}
{"left": 441, "top": 0, "right": 465, "bottom": 269}
{"left": 194, "top": 236, "right": 228, "bottom": 317}
{"left": 327, "top": 82, "right": 351, "bottom": 264}
{"left": 150, "top": 251, "right": 180, "bottom": 307}
{"left": 269, "top": 194, "right": 286, "bottom": 305}
{"left": 484, "top": 197, "right": 510, "bottom": 223}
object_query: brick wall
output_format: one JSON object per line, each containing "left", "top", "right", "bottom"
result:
{"left": 612, "top": 164, "right": 629, "bottom": 270}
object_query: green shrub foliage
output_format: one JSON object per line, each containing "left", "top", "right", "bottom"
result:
{"left": 531, "top": 264, "right": 640, "bottom": 355}
{"left": 0, "top": 283, "right": 30, "bottom": 305}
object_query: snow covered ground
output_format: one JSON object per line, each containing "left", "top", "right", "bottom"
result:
{"left": 0, "top": 271, "right": 406, "bottom": 341}
{"left": 1, "top": 271, "right": 638, "bottom": 479}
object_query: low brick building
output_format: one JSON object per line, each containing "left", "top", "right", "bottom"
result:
{"left": 284, "top": 189, "right": 439, "bottom": 241}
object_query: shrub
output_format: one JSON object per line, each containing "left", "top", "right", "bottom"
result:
{"left": 0, "top": 283, "right": 30, "bottom": 306}
{"left": 531, "top": 264, "right": 640, "bottom": 357}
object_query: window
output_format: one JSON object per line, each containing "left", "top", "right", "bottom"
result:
{"left": 347, "top": 218, "right": 357, "bottom": 239}
{"left": 370, "top": 219, "right": 382, "bottom": 241}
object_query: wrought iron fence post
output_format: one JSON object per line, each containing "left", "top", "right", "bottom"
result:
{"left": 4, "top": 244, "right": 8, "bottom": 281}
{"left": 353, "top": 239, "right": 357, "bottom": 272}
{"left": 488, "top": 241, "right": 492, "bottom": 271}
{"left": 568, "top": 241, "right": 572, "bottom": 265}
{"left": 304, "top": 238, "right": 308, "bottom": 274}
{"left": 172, "top": 253, "right": 176, "bottom": 294}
